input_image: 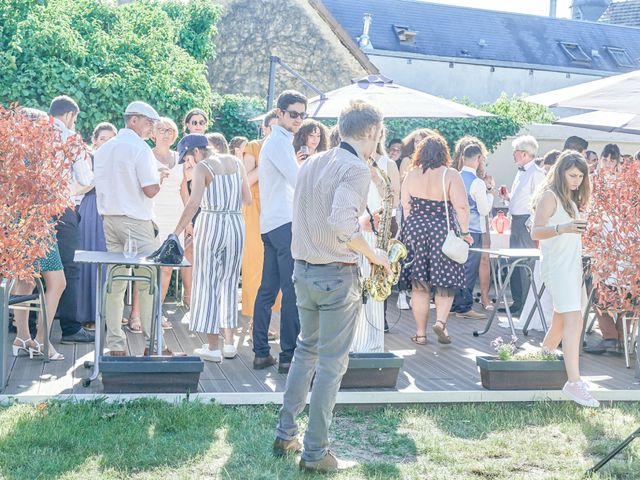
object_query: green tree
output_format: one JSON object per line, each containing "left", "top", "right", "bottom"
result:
{"left": 0, "top": 0, "right": 220, "bottom": 137}
{"left": 386, "top": 93, "right": 555, "bottom": 152}
{"left": 210, "top": 94, "right": 266, "bottom": 140}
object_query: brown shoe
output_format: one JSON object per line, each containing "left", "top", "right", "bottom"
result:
{"left": 109, "top": 350, "right": 127, "bottom": 357}
{"left": 455, "top": 309, "right": 486, "bottom": 320}
{"left": 299, "top": 451, "right": 358, "bottom": 473}
{"left": 143, "top": 347, "right": 186, "bottom": 356}
{"left": 272, "top": 437, "right": 302, "bottom": 457}
{"left": 253, "top": 355, "right": 277, "bottom": 369}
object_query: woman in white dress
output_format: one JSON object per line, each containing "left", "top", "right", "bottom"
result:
{"left": 351, "top": 133, "right": 400, "bottom": 352}
{"left": 530, "top": 151, "right": 597, "bottom": 407}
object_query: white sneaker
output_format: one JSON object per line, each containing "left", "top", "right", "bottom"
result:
{"left": 397, "top": 291, "right": 411, "bottom": 310}
{"left": 562, "top": 380, "right": 600, "bottom": 408}
{"left": 223, "top": 343, "right": 237, "bottom": 359}
{"left": 194, "top": 344, "right": 222, "bottom": 362}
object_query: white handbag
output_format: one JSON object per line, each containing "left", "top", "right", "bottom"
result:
{"left": 441, "top": 168, "right": 469, "bottom": 264}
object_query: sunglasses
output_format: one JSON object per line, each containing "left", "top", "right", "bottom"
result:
{"left": 285, "top": 110, "right": 308, "bottom": 120}
{"left": 189, "top": 119, "right": 207, "bottom": 126}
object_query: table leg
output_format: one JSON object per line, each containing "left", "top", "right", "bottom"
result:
{"left": 84, "top": 263, "right": 103, "bottom": 386}
{"left": 155, "top": 266, "right": 163, "bottom": 354}
{"left": 474, "top": 259, "right": 522, "bottom": 337}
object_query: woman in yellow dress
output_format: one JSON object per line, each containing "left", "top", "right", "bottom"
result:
{"left": 242, "top": 110, "right": 280, "bottom": 337}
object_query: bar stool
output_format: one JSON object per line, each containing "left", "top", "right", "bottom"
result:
{"left": 99, "top": 265, "right": 159, "bottom": 355}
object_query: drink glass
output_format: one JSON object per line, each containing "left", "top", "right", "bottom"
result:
{"left": 124, "top": 229, "right": 138, "bottom": 259}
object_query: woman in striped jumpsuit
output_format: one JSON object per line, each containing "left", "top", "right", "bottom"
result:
{"left": 174, "top": 134, "right": 251, "bottom": 362}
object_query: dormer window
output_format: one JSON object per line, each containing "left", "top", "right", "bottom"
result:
{"left": 559, "top": 42, "right": 592, "bottom": 64}
{"left": 393, "top": 25, "right": 417, "bottom": 44}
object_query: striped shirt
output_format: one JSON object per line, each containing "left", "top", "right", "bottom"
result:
{"left": 291, "top": 144, "right": 371, "bottom": 264}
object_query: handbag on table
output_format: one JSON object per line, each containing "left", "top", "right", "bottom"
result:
{"left": 146, "top": 233, "right": 184, "bottom": 265}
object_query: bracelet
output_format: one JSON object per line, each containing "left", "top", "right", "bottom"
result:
{"left": 460, "top": 231, "right": 470, "bottom": 236}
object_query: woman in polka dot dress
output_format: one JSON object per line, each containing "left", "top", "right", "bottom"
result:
{"left": 399, "top": 131, "right": 472, "bottom": 345}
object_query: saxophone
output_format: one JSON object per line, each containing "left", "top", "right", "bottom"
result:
{"left": 363, "top": 160, "right": 408, "bottom": 302}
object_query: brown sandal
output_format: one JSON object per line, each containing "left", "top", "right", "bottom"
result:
{"left": 410, "top": 334, "right": 427, "bottom": 345}
{"left": 432, "top": 321, "right": 452, "bottom": 344}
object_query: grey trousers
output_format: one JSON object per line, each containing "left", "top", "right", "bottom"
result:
{"left": 276, "top": 261, "right": 362, "bottom": 462}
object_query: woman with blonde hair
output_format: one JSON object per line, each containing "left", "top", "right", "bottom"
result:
{"left": 530, "top": 150, "right": 597, "bottom": 407}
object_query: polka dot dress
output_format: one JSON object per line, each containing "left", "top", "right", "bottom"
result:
{"left": 399, "top": 197, "right": 465, "bottom": 293}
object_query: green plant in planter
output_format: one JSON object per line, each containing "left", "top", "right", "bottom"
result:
{"left": 490, "top": 336, "right": 561, "bottom": 361}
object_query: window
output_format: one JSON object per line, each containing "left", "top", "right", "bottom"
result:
{"left": 392, "top": 25, "right": 417, "bottom": 44}
{"left": 605, "top": 46, "right": 635, "bottom": 68}
{"left": 559, "top": 42, "right": 591, "bottom": 64}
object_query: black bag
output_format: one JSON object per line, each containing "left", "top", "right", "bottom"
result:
{"left": 146, "top": 233, "right": 184, "bottom": 265}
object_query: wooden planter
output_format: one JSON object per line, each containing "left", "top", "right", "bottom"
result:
{"left": 100, "top": 356, "right": 204, "bottom": 394}
{"left": 340, "top": 352, "right": 404, "bottom": 389}
{"left": 476, "top": 355, "right": 567, "bottom": 390}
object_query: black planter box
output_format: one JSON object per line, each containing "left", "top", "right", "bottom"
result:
{"left": 100, "top": 356, "right": 204, "bottom": 393}
{"left": 476, "top": 355, "right": 567, "bottom": 390}
{"left": 340, "top": 352, "right": 404, "bottom": 389}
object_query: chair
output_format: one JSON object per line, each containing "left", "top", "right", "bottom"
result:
{"left": 0, "top": 277, "right": 49, "bottom": 392}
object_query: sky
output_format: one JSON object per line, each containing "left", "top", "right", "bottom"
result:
{"left": 423, "top": 0, "right": 573, "bottom": 18}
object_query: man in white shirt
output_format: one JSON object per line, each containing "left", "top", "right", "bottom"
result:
{"left": 451, "top": 144, "right": 494, "bottom": 319}
{"left": 94, "top": 101, "right": 164, "bottom": 356}
{"left": 252, "top": 90, "right": 307, "bottom": 373}
{"left": 48, "top": 95, "right": 95, "bottom": 344}
{"left": 499, "top": 135, "right": 546, "bottom": 315}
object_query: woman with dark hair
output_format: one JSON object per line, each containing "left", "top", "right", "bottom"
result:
{"left": 398, "top": 128, "right": 434, "bottom": 179}
{"left": 530, "top": 151, "right": 596, "bottom": 407}
{"left": 292, "top": 119, "right": 328, "bottom": 163}
{"left": 178, "top": 108, "right": 209, "bottom": 307}
{"left": 400, "top": 132, "right": 471, "bottom": 345}
{"left": 76, "top": 122, "right": 117, "bottom": 330}
{"left": 541, "top": 149, "right": 561, "bottom": 173}
{"left": 600, "top": 143, "right": 621, "bottom": 171}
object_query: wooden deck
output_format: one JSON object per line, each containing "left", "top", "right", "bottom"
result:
{"left": 3, "top": 295, "right": 639, "bottom": 403}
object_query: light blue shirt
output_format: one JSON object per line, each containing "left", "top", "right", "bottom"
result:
{"left": 258, "top": 124, "right": 299, "bottom": 233}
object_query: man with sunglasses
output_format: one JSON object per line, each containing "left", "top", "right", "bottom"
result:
{"left": 253, "top": 90, "right": 307, "bottom": 373}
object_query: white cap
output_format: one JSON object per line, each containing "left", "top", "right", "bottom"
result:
{"left": 124, "top": 101, "right": 160, "bottom": 121}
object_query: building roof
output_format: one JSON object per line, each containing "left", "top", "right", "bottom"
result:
{"left": 599, "top": 0, "right": 640, "bottom": 27}
{"left": 320, "top": 0, "right": 640, "bottom": 74}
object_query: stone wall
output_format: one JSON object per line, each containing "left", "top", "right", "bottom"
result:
{"left": 209, "top": 0, "right": 371, "bottom": 101}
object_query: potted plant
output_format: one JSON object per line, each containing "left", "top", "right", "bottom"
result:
{"left": 476, "top": 336, "right": 567, "bottom": 390}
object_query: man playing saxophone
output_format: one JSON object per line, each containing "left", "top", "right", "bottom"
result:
{"left": 272, "top": 100, "right": 390, "bottom": 473}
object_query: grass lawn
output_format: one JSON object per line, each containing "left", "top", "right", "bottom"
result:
{"left": 0, "top": 399, "right": 638, "bottom": 479}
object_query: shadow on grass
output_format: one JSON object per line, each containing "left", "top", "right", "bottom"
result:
{"left": 218, "top": 405, "right": 416, "bottom": 480}
{"left": 0, "top": 398, "right": 225, "bottom": 479}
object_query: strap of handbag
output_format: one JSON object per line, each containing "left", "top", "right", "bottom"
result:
{"left": 442, "top": 167, "right": 452, "bottom": 232}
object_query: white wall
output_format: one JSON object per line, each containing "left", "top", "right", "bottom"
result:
{"left": 369, "top": 54, "right": 606, "bottom": 104}
{"left": 487, "top": 123, "right": 640, "bottom": 197}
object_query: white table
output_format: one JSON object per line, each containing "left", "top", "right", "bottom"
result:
{"left": 470, "top": 248, "right": 546, "bottom": 338}
{"left": 74, "top": 250, "right": 190, "bottom": 387}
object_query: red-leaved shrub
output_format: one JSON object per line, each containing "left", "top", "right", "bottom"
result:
{"left": 584, "top": 161, "right": 640, "bottom": 315}
{"left": 0, "top": 104, "right": 84, "bottom": 280}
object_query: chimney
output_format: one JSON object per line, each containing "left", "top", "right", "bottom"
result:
{"left": 549, "top": 0, "right": 557, "bottom": 18}
{"left": 357, "top": 13, "right": 373, "bottom": 50}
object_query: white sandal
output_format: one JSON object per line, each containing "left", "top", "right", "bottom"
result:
{"left": 12, "top": 337, "right": 31, "bottom": 357}
{"left": 29, "top": 340, "right": 64, "bottom": 361}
